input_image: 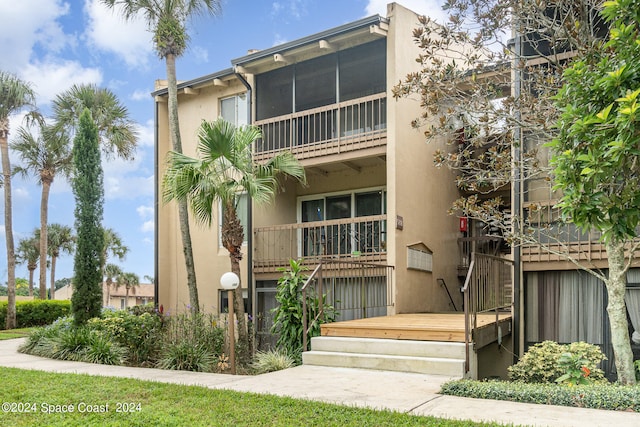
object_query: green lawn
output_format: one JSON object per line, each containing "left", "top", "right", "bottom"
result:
{"left": 0, "top": 367, "right": 506, "bottom": 427}
{"left": 0, "top": 328, "right": 32, "bottom": 340}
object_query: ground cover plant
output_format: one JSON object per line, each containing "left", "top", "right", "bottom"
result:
{"left": 441, "top": 380, "right": 639, "bottom": 412}
{"left": 18, "top": 307, "right": 229, "bottom": 372}
{"left": 0, "top": 367, "right": 505, "bottom": 427}
{"left": 441, "top": 340, "right": 639, "bottom": 411}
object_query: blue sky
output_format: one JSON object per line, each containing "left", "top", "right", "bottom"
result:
{"left": 0, "top": 0, "right": 447, "bottom": 284}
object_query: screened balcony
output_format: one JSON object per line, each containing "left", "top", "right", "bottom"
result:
{"left": 253, "top": 215, "right": 387, "bottom": 273}
{"left": 253, "top": 38, "right": 387, "bottom": 162}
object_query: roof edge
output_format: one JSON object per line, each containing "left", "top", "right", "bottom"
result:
{"left": 231, "top": 14, "right": 388, "bottom": 66}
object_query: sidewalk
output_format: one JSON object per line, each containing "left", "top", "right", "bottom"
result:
{"left": 1, "top": 338, "right": 638, "bottom": 426}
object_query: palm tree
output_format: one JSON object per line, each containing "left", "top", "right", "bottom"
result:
{"left": 101, "top": 228, "right": 128, "bottom": 279}
{"left": 102, "top": 0, "right": 222, "bottom": 313}
{"left": 163, "top": 118, "right": 306, "bottom": 350}
{"left": 45, "top": 224, "right": 75, "bottom": 300}
{"left": 16, "top": 235, "right": 39, "bottom": 297}
{"left": 13, "top": 123, "right": 72, "bottom": 299}
{"left": 52, "top": 84, "right": 137, "bottom": 160}
{"left": 0, "top": 71, "right": 38, "bottom": 328}
{"left": 104, "top": 263, "right": 123, "bottom": 307}
{"left": 118, "top": 271, "right": 140, "bottom": 308}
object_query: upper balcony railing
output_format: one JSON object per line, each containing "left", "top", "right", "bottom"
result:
{"left": 253, "top": 93, "right": 387, "bottom": 162}
{"left": 253, "top": 215, "right": 387, "bottom": 272}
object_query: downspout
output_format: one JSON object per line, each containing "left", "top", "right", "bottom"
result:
{"left": 235, "top": 71, "right": 253, "bottom": 318}
{"left": 513, "top": 24, "right": 523, "bottom": 362}
{"left": 153, "top": 98, "right": 160, "bottom": 309}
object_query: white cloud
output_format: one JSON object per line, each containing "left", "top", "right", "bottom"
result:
{"left": 141, "top": 220, "right": 154, "bottom": 233}
{"left": 142, "top": 237, "right": 153, "bottom": 245}
{"left": 0, "top": 0, "right": 73, "bottom": 74}
{"left": 271, "top": 1, "right": 305, "bottom": 20}
{"left": 13, "top": 187, "right": 31, "bottom": 202}
{"left": 0, "top": 0, "right": 101, "bottom": 108}
{"left": 190, "top": 46, "right": 209, "bottom": 64}
{"left": 20, "top": 60, "right": 103, "bottom": 106}
{"left": 137, "top": 205, "right": 154, "bottom": 219}
{"left": 130, "top": 89, "right": 151, "bottom": 102}
{"left": 84, "top": 0, "right": 153, "bottom": 69}
{"left": 365, "top": 0, "right": 448, "bottom": 24}
{"left": 135, "top": 119, "right": 155, "bottom": 147}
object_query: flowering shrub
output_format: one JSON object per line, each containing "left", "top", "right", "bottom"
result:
{"left": 508, "top": 341, "right": 606, "bottom": 384}
{"left": 555, "top": 352, "right": 593, "bottom": 385}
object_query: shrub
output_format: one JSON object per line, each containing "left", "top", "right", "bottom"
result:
{"left": 271, "top": 259, "right": 337, "bottom": 363}
{"left": 19, "top": 317, "right": 75, "bottom": 356}
{"left": 251, "top": 349, "right": 295, "bottom": 374}
{"left": 156, "top": 342, "right": 214, "bottom": 372}
{"left": 0, "top": 300, "right": 71, "bottom": 330}
{"left": 508, "top": 341, "right": 606, "bottom": 383}
{"left": 88, "top": 310, "right": 163, "bottom": 366}
{"left": 80, "top": 332, "right": 127, "bottom": 365}
{"left": 157, "top": 311, "right": 225, "bottom": 372}
{"left": 441, "top": 379, "right": 639, "bottom": 412}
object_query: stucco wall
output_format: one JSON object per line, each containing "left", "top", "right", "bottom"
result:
{"left": 156, "top": 79, "right": 250, "bottom": 313}
{"left": 386, "top": 3, "right": 463, "bottom": 314}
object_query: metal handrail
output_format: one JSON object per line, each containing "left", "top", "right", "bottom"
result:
{"left": 462, "top": 253, "right": 513, "bottom": 373}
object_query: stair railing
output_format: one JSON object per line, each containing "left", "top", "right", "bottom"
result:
{"left": 462, "top": 253, "right": 513, "bottom": 373}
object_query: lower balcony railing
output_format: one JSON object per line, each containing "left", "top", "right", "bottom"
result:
{"left": 253, "top": 93, "right": 387, "bottom": 162}
{"left": 254, "top": 215, "right": 387, "bottom": 272}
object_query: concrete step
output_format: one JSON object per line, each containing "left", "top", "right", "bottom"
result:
{"left": 310, "top": 336, "right": 466, "bottom": 359}
{"left": 302, "top": 350, "right": 465, "bottom": 376}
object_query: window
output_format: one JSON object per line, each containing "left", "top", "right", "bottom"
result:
{"left": 220, "top": 93, "right": 248, "bottom": 126}
{"left": 219, "top": 288, "right": 248, "bottom": 314}
{"left": 299, "top": 189, "right": 386, "bottom": 257}
{"left": 219, "top": 193, "right": 249, "bottom": 246}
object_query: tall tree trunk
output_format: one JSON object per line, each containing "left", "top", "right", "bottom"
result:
{"left": 50, "top": 255, "right": 57, "bottom": 300}
{"left": 1, "top": 128, "right": 17, "bottom": 329}
{"left": 165, "top": 53, "right": 199, "bottom": 313}
{"left": 604, "top": 240, "right": 636, "bottom": 385}
{"left": 39, "top": 179, "right": 51, "bottom": 299}
{"left": 125, "top": 287, "right": 129, "bottom": 308}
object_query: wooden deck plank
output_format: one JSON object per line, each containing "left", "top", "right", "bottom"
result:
{"left": 320, "top": 313, "right": 512, "bottom": 343}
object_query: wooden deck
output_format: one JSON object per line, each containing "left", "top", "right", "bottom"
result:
{"left": 321, "top": 313, "right": 512, "bottom": 344}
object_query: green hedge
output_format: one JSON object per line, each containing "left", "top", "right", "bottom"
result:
{"left": 0, "top": 300, "right": 71, "bottom": 330}
{"left": 441, "top": 379, "right": 639, "bottom": 412}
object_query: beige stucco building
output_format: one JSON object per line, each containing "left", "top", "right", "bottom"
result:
{"left": 154, "top": 3, "right": 465, "bottom": 338}
{"left": 55, "top": 283, "right": 154, "bottom": 309}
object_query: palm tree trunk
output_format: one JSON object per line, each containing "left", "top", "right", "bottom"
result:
{"left": 28, "top": 267, "right": 34, "bottom": 297}
{"left": 49, "top": 255, "right": 57, "bottom": 300}
{"left": 604, "top": 240, "right": 636, "bottom": 384}
{"left": 222, "top": 202, "right": 249, "bottom": 350}
{"left": 1, "top": 129, "right": 17, "bottom": 329}
{"left": 165, "top": 52, "right": 199, "bottom": 313}
{"left": 125, "top": 287, "right": 129, "bottom": 308}
{"left": 38, "top": 180, "right": 51, "bottom": 299}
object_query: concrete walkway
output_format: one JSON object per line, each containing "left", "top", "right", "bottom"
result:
{"left": 1, "top": 338, "right": 638, "bottom": 426}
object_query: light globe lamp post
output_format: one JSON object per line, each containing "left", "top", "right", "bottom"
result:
{"left": 220, "top": 272, "right": 240, "bottom": 374}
